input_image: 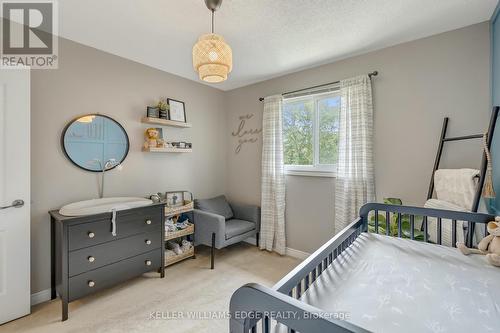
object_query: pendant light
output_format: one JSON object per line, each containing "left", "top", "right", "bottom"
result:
{"left": 192, "top": 0, "right": 232, "bottom": 83}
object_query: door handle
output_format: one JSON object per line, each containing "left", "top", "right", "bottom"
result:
{"left": 0, "top": 199, "right": 24, "bottom": 210}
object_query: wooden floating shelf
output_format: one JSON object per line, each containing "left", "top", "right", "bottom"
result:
{"left": 165, "top": 223, "right": 195, "bottom": 241}
{"left": 165, "top": 247, "right": 195, "bottom": 267}
{"left": 141, "top": 117, "right": 192, "bottom": 128}
{"left": 142, "top": 147, "right": 192, "bottom": 153}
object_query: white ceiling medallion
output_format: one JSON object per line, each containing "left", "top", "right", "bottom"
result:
{"left": 192, "top": 0, "right": 233, "bottom": 83}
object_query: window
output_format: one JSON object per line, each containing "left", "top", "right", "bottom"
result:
{"left": 283, "top": 91, "right": 340, "bottom": 176}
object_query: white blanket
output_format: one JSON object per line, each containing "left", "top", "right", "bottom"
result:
{"left": 295, "top": 233, "right": 500, "bottom": 333}
{"left": 424, "top": 198, "right": 467, "bottom": 247}
{"left": 434, "top": 168, "right": 479, "bottom": 210}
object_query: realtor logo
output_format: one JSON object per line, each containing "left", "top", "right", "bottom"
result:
{"left": 1, "top": 0, "right": 58, "bottom": 68}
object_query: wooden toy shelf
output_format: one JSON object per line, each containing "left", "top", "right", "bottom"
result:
{"left": 164, "top": 196, "right": 195, "bottom": 267}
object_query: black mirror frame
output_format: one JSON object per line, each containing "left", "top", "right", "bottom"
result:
{"left": 61, "top": 114, "right": 130, "bottom": 173}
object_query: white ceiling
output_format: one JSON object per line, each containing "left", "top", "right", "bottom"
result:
{"left": 58, "top": 0, "right": 498, "bottom": 91}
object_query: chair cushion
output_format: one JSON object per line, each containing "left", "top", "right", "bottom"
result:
{"left": 225, "top": 219, "right": 255, "bottom": 240}
{"left": 195, "top": 195, "right": 234, "bottom": 220}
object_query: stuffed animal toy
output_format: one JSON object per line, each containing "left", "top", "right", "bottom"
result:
{"left": 144, "top": 128, "right": 160, "bottom": 148}
{"left": 457, "top": 216, "right": 500, "bottom": 267}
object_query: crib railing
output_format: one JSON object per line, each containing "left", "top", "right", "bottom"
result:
{"left": 229, "top": 203, "right": 495, "bottom": 333}
{"left": 360, "top": 203, "right": 494, "bottom": 247}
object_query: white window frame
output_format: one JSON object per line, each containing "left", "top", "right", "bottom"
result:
{"left": 283, "top": 90, "right": 340, "bottom": 177}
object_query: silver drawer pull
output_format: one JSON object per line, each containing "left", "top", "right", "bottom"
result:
{"left": 88, "top": 232, "right": 95, "bottom": 238}
{"left": 145, "top": 260, "right": 152, "bottom": 266}
{"left": 88, "top": 280, "right": 95, "bottom": 288}
{"left": 88, "top": 256, "right": 95, "bottom": 263}
{"left": 145, "top": 239, "right": 152, "bottom": 245}
{"left": 145, "top": 219, "right": 152, "bottom": 225}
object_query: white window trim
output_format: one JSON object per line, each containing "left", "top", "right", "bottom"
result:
{"left": 283, "top": 91, "right": 339, "bottom": 178}
{"left": 284, "top": 165, "right": 336, "bottom": 178}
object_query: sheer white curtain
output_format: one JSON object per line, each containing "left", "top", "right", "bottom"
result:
{"left": 334, "top": 75, "right": 375, "bottom": 233}
{"left": 260, "top": 95, "right": 286, "bottom": 254}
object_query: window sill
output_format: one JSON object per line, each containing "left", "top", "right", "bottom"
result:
{"left": 285, "top": 170, "right": 336, "bottom": 178}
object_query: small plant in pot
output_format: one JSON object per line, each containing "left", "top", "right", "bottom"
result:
{"left": 368, "top": 198, "right": 425, "bottom": 241}
{"left": 157, "top": 98, "right": 170, "bottom": 112}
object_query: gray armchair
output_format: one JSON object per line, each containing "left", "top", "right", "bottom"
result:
{"left": 193, "top": 195, "right": 260, "bottom": 269}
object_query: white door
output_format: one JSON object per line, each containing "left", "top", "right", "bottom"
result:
{"left": 0, "top": 67, "right": 30, "bottom": 324}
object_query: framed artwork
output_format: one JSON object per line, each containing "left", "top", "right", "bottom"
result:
{"left": 165, "top": 191, "right": 184, "bottom": 208}
{"left": 146, "top": 106, "right": 160, "bottom": 118}
{"left": 155, "top": 128, "right": 164, "bottom": 140}
{"left": 167, "top": 98, "right": 186, "bottom": 123}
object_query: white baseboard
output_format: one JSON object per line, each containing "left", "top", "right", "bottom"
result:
{"left": 284, "top": 247, "right": 310, "bottom": 260}
{"left": 31, "top": 288, "right": 51, "bottom": 306}
{"left": 244, "top": 238, "right": 310, "bottom": 260}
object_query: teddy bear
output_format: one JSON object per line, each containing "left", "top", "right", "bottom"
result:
{"left": 457, "top": 216, "right": 500, "bottom": 267}
{"left": 143, "top": 128, "right": 165, "bottom": 148}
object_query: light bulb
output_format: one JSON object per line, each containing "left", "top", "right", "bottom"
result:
{"left": 208, "top": 50, "right": 218, "bottom": 61}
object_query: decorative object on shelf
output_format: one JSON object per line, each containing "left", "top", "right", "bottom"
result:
{"left": 231, "top": 113, "right": 262, "bottom": 154}
{"left": 163, "top": 191, "right": 194, "bottom": 215}
{"left": 192, "top": 0, "right": 232, "bottom": 83}
{"left": 167, "top": 98, "right": 186, "bottom": 123}
{"left": 147, "top": 106, "right": 160, "bottom": 118}
{"left": 171, "top": 141, "right": 192, "bottom": 149}
{"left": 150, "top": 194, "right": 161, "bottom": 203}
{"left": 143, "top": 128, "right": 166, "bottom": 149}
{"left": 166, "top": 191, "right": 184, "bottom": 208}
{"left": 157, "top": 97, "right": 170, "bottom": 120}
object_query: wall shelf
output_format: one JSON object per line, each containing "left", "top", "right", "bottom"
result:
{"left": 141, "top": 117, "right": 192, "bottom": 128}
{"left": 142, "top": 147, "right": 193, "bottom": 153}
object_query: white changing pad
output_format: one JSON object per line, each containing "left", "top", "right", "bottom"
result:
{"left": 299, "top": 233, "right": 500, "bottom": 333}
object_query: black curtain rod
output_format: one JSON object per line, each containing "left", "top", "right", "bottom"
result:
{"left": 258, "top": 70, "right": 378, "bottom": 101}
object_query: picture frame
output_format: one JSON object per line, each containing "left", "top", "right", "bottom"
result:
{"left": 146, "top": 106, "right": 160, "bottom": 118}
{"left": 155, "top": 127, "right": 164, "bottom": 140}
{"left": 167, "top": 98, "right": 186, "bottom": 123}
{"left": 165, "top": 191, "right": 184, "bottom": 208}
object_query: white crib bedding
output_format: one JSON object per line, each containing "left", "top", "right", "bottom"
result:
{"left": 299, "top": 233, "right": 500, "bottom": 333}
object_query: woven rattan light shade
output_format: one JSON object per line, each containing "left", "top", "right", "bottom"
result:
{"left": 192, "top": 33, "right": 232, "bottom": 83}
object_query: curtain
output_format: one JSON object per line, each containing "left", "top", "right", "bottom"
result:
{"left": 260, "top": 95, "right": 286, "bottom": 255}
{"left": 334, "top": 75, "right": 375, "bottom": 233}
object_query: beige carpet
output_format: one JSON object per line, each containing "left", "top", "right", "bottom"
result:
{"left": 1, "top": 244, "right": 300, "bottom": 333}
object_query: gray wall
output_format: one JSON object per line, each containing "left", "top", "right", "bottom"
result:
{"left": 31, "top": 38, "right": 227, "bottom": 293}
{"left": 224, "top": 22, "right": 491, "bottom": 254}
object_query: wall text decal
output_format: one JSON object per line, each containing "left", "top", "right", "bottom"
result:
{"left": 232, "top": 114, "right": 262, "bottom": 154}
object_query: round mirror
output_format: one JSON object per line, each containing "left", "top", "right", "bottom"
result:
{"left": 61, "top": 114, "right": 129, "bottom": 172}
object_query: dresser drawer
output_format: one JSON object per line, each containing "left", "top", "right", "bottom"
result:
{"left": 68, "top": 230, "right": 161, "bottom": 277}
{"left": 68, "top": 250, "right": 161, "bottom": 302}
{"left": 68, "top": 206, "right": 162, "bottom": 251}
